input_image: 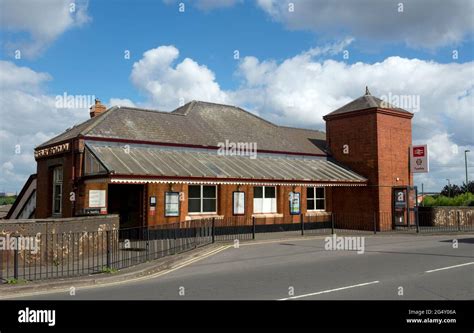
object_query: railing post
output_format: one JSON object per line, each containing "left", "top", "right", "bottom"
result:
{"left": 146, "top": 227, "right": 150, "bottom": 261}
{"left": 252, "top": 216, "right": 256, "bottom": 240}
{"left": 300, "top": 213, "right": 304, "bottom": 236}
{"left": 373, "top": 212, "right": 377, "bottom": 234}
{"left": 106, "top": 230, "right": 111, "bottom": 268}
{"left": 13, "top": 236, "right": 19, "bottom": 280}
{"left": 211, "top": 218, "right": 215, "bottom": 243}
{"left": 416, "top": 211, "right": 420, "bottom": 234}
{"left": 331, "top": 213, "right": 335, "bottom": 235}
{"left": 174, "top": 223, "right": 178, "bottom": 253}
{"left": 457, "top": 211, "right": 461, "bottom": 232}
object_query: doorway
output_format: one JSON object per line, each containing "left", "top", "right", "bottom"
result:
{"left": 108, "top": 184, "right": 144, "bottom": 229}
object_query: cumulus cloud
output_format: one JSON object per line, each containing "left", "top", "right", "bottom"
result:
{"left": 108, "top": 98, "right": 136, "bottom": 108}
{"left": 1, "top": 43, "right": 472, "bottom": 192}
{"left": 0, "top": 0, "right": 91, "bottom": 58}
{"left": 130, "top": 45, "right": 228, "bottom": 110}
{"left": 0, "top": 61, "right": 90, "bottom": 192}
{"left": 256, "top": 0, "right": 474, "bottom": 49}
{"left": 128, "top": 44, "right": 473, "bottom": 190}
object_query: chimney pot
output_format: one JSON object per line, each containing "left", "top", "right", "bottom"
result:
{"left": 90, "top": 98, "right": 107, "bottom": 118}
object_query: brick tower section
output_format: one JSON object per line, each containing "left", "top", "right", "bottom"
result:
{"left": 324, "top": 105, "right": 413, "bottom": 231}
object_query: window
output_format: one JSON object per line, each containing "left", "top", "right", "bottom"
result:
{"left": 188, "top": 185, "right": 217, "bottom": 213}
{"left": 165, "top": 192, "right": 180, "bottom": 217}
{"left": 52, "top": 167, "right": 63, "bottom": 215}
{"left": 307, "top": 187, "right": 325, "bottom": 211}
{"left": 84, "top": 149, "right": 106, "bottom": 175}
{"left": 253, "top": 186, "right": 276, "bottom": 213}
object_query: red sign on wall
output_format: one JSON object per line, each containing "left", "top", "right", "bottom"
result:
{"left": 410, "top": 145, "right": 429, "bottom": 173}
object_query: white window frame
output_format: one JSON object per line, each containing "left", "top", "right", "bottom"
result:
{"left": 52, "top": 166, "right": 63, "bottom": 215}
{"left": 253, "top": 186, "right": 277, "bottom": 214}
{"left": 307, "top": 186, "right": 325, "bottom": 211}
{"left": 188, "top": 185, "right": 217, "bottom": 214}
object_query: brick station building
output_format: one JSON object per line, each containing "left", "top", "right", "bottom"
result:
{"left": 21, "top": 88, "right": 414, "bottom": 231}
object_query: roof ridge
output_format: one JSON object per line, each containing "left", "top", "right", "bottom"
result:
{"left": 234, "top": 106, "right": 277, "bottom": 127}
{"left": 119, "top": 105, "right": 187, "bottom": 115}
{"left": 279, "top": 125, "right": 324, "bottom": 133}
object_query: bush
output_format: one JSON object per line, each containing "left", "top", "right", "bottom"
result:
{"left": 0, "top": 196, "right": 16, "bottom": 205}
{"left": 422, "top": 192, "right": 474, "bottom": 207}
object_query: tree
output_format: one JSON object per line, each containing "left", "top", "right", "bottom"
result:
{"left": 461, "top": 181, "right": 474, "bottom": 194}
{"left": 440, "top": 184, "right": 462, "bottom": 197}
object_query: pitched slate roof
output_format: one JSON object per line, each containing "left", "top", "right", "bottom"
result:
{"left": 37, "top": 101, "right": 327, "bottom": 155}
{"left": 86, "top": 142, "right": 366, "bottom": 184}
{"left": 325, "top": 88, "right": 411, "bottom": 117}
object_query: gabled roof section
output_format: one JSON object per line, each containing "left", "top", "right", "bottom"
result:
{"left": 37, "top": 101, "right": 327, "bottom": 155}
{"left": 324, "top": 87, "right": 412, "bottom": 118}
{"left": 36, "top": 106, "right": 119, "bottom": 149}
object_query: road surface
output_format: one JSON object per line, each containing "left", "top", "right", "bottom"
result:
{"left": 10, "top": 234, "right": 474, "bottom": 300}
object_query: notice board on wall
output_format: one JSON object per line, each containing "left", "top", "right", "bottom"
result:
{"left": 89, "top": 190, "right": 106, "bottom": 208}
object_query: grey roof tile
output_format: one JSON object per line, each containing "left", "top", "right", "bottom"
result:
{"left": 37, "top": 101, "right": 327, "bottom": 155}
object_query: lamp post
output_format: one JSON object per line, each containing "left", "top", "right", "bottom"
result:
{"left": 446, "top": 178, "right": 451, "bottom": 197}
{"left": 465, "top": 150, "right": 470, "bottom": 187}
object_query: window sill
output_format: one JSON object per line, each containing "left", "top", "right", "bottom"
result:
{"left": 251, "top": 213, "right": 283, "bottom": 218}
{"left": 305, "top": 211, "right": 330, "bottom": 216}
{"left": 185, "top": 214, "right": 223, "bottom": 220}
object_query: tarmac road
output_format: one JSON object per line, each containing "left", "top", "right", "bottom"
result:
{"left": 9, "top": 234, "right": 474, "bottom": 300}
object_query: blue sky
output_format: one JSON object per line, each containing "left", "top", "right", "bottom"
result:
{"left": 0, "top": 0, "right": 473, "bottom": 193}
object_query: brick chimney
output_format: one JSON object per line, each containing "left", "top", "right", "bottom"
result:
{"left": 90, "top": 98, "right": 106, "bottom": 118}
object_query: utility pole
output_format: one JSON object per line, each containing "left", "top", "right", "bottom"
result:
{"left": 446, "top": 178, "right": 451, "bottom": 197}
{"left": 465, "top": 150, "right": 470, "bottom": 187}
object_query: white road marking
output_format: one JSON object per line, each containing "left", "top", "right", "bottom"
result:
{"left": 0, "top": 245, "right": 231, "bottom": 300}
{"left": 425, "top": 261, "right": 474, "bottom": 273}
{"left": 278, "top": 281, "right": 380, "bottom": 300}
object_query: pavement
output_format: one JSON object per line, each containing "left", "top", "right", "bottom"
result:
{"left": 3, "top": 233, "right": 473, "bottom": 300}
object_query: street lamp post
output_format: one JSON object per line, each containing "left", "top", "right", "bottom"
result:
{"left": 465, "top": 150, "right": 470, "bottom": 187}
{"left": 446, "top": 178, "right": 451, "bottom": 197}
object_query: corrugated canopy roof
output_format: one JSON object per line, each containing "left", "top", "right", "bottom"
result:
{"left": 86, "top": 142, "right": 366, "bottom": 185}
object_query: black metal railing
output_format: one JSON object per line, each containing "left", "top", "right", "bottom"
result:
{"left": 0, "top": 219, "right": 213, "bottom": 283}
{"left": 1, "top": 210, "right": 473, "bottom": 282}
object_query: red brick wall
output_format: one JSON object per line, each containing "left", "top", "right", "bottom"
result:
{"left": 35, "top": 152, "right": 75, "bottom": 218}
{"left": 325, "top": 109, "right": 413, "bottom": 231}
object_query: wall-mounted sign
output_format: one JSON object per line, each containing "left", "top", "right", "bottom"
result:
{"left": 410, "top": 144, "right": 429, "bottom": 173}
{"left": 84, "top": 208, "right": 101, "bottom": 215}
{"left": 149, "top": 196, "right": 156, "bottom": 207}
{"left": 34, "top": 142, "right": 70, "bottom": 159}
{"left": 289, "top": 192, "right": 300, "bottom": 215}
{"left": 89, "top": 190, "right": 106, "bottom": 208}
{"left": 233, "top": 191, "right": 245, "bottom": 215}
{"left": 165, "top": 192, "right": 180, "bottom": 217}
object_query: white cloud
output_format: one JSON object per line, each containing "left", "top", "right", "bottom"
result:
{"left": 130, "top": 45, "right": 228, "bottom": 110}
{"left": 128, "top": 44, "right": 473, "bottom": 191}
{"left": 256, "top": 0, "right": 474, "bottom": 49}
{"left": 0, "top": 61, "right": 90, "bottom": 192}
{"left": 1, "top": 43, "right": 472, "bottom": 193}
{"left": 108, "top": 98, "right": 136, "bottom": 108}
{"left": 0, "top": 0, "right": 91, "bottom": 58}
